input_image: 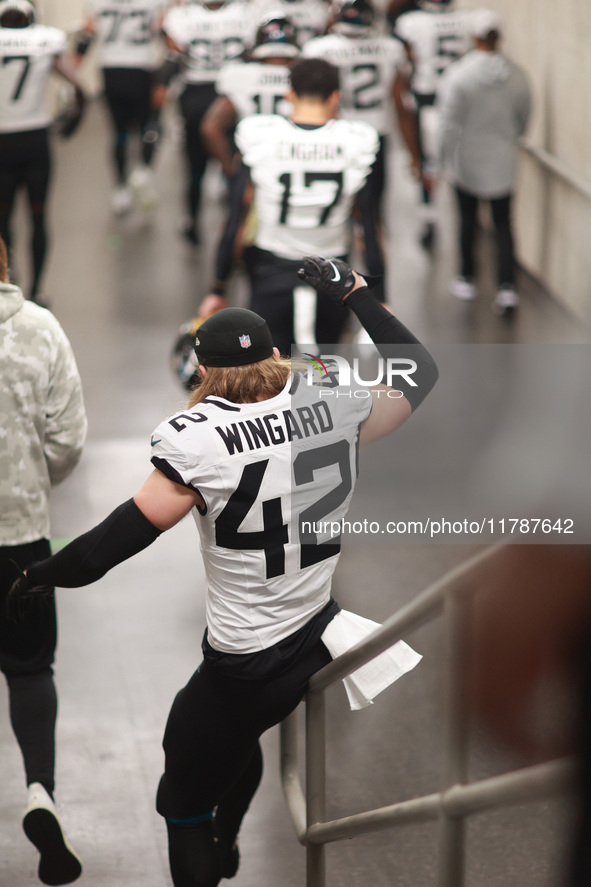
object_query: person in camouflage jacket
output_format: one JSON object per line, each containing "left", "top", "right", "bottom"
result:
{"left": 0, "top": 235, "right": 87, "bottom": 886}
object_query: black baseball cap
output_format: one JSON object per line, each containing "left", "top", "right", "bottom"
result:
{"left": 194, "top": 308, "right": 274, "bottom": 367}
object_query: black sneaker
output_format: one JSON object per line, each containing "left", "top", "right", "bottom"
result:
{"left": 23, "top": 784, "right": 82, "bottom": 886}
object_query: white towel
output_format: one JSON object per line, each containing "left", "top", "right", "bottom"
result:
{"left": 321, "top": 610, "right": 422, "bottom": 711}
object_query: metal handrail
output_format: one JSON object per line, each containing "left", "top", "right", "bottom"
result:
{"left": 279, "top": 545, "right": 575, "bottom": 887}
{"left": 519, "top": 137, "right": 591, "bottom": 202}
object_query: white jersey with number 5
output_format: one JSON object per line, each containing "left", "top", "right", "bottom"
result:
{"left": 236, "top": 114, "right": 379, "bottom": 259}
{"left": 163, "top": 1, "right": 253, "bottom": 85}
{"left": 215, "top": 60, "right": 292, "bottom": 120}
{"left": 88, "top": 0, "right": 167, "bottom": 70}
{"left": 303, "top": 33, "right": 404, "bottom": 135}
{"left": 395, "top": 7, "right": 476, "bottom": 96}
{"left": 0, "top": 25, "right": 66, "bottom": 133}
{"left": 150, "top": 373, "right": 372, "bottom": 652}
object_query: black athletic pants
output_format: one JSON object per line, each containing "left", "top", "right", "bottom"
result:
{"left": 102, "top": 67, "right": 156, "bottom": 183}
{"left": 178, "top": 83, "right": 218, "bottom": 226}
{"left": 244, "top": 246, "right": 349, "bottom": 356}
{"left": 156, "top": 603, "right": 336, "bottom": 887}
{"left": 0, "top": 127, "right": 51, "bottom": 300}
{"left": 0, "top": 539, "right": 57, "bottom": 796}
{"left": 455, "top": 186, "right": 515, "bottom": 288}
{"left": 364, "top": 135, "right": 387, "bottom": 220}
{"left": 415, "top": 92, "right": 436, "bottom": 207}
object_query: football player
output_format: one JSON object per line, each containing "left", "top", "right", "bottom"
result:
{"left": 201, "top": 13, "right": 300, "bottom": 179}
{"left": 0, "top": 0, "right": 85, "bottom": 304}
{"left": 394, "top": 0, "right": 478, "bottom": 248}
{"left": 203, "top": 57, "right": 385, "bottom": 354}
{"left": 158, "top": 0, "right": 254, "bottom": 244}
{"left": 303, "top": 0, "right": 410, "bottom": 229}
{"left": 8, "top": 255, "right": 438, "bottom": 887}
{"left": 73, "top": 0, "right": 169, "bottom": 214}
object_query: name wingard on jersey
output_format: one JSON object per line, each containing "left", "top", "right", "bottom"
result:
{"left": 215, "top": 402, "right": 334, "bottom": 455}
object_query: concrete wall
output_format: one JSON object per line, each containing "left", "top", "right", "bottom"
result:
{"left": 457, "top": 0, "right": 591, "bottom": 324}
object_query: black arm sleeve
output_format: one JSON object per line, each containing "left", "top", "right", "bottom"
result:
{"left": 346, "top": 286, "right": 439, "bottom": 411}
{"left": 214, "top": 162, "right": 249, "bottom": 284}
{"left": 26, "top": 499, "right": 162, "bottom": 589}
{"left": 356, "top": 171, "right": 386, "bottom": 302}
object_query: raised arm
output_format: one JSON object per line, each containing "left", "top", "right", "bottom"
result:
{"left": 297, "top": 257, "right": 438, "bottom": 447}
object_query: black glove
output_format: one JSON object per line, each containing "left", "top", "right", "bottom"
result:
{"left": 297, "top": 256, "right": 357, "bottom": 304}
{"left": 6, "top": 561, "right": 53, "bottom": 621}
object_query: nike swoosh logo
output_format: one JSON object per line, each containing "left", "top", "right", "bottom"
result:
{"left": 150, "top": 438, "right": 162, "bottom": 447}
{"left": 328, "top": 261, "right": 341, "bottom": 282}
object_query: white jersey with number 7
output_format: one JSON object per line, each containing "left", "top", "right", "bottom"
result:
{"left": 0, "top": 24, "right": 66, "bottom": 133}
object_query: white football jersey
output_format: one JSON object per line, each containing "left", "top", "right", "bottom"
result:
{"left": 88, "top": 0, "right": 167, "bottom": 69}
{"left": 216, "top": 59, "right": 292, "bottom": 119}
{"left": 235, "top": 114, "right": 379, "bottom": 259}
{"left": 395, "top": 7, "right": 476, "bottom": 96}
{"left": 150, "top": 373, "right": 372, "bottom": 652}
{"left": 0, "top": 25, "right": 66, "bottom": 133}
{"left": 249, "top": 0, "right": 329, "bottom": 46}
{"left": 303, "top": 32, "right": 404, "bottom": 135}
{"left": 163, "top": 1, "right": 253, "bottom": 84}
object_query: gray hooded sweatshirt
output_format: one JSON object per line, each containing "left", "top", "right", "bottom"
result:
{"left": 438, "top": 49, "right": 532, "bottom": 198}
{"left": 0, "top": 283, "right": 87, "bottom": 545}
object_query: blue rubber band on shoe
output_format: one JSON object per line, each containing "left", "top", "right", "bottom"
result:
{"left": 167, "top": 811, "right": 214, "bottom": 826}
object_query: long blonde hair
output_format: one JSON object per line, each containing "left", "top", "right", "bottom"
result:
{"left": 0, "top": 235, "right": 8, "bottom": 283}
{"left": 188, "top": 354, "right": 292, "bottom": 407}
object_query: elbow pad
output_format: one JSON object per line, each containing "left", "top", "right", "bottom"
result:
{"left": 26, "top": 499, "right": 162, "bottom": 589}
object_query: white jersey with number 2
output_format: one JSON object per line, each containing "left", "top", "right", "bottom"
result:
{"left": 303, "top": 32, "right": 404, "bottom": 135}
{"left": 150, "top": 372, "right": 372, "bottom": 652}
{"left": 0, "top": 24, "right": 66, "bottom": 133}
{"left": 236, "top": 114, "right": 379, "bottom": 259}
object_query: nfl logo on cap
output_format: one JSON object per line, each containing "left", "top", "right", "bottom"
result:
{"left": 239, "top": 334, "right": 252, "bottom": 349}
